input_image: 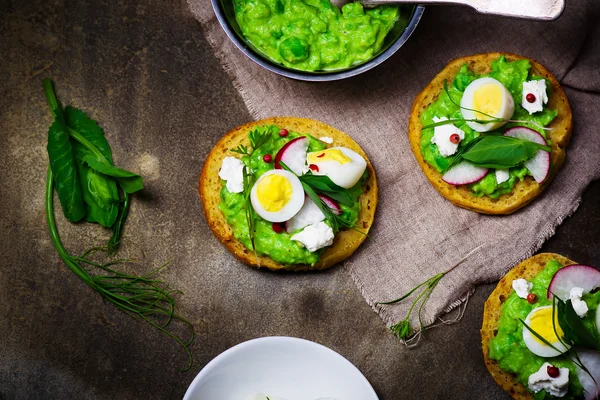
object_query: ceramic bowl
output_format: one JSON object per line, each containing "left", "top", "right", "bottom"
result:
{"left": 212, "top": 1, "right": 424, "bottom": 81}
{"left": 183, "top": 336, "right": 379, "bottom": 400}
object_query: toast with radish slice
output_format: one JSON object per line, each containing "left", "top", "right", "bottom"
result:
{"left": 481, "top": 253, "right": 577, "bottom": 400}
{"left": 408, "top": 53, "right": 572, "bottom": 214}
{"left": 199, "top": 117, "right": 378, "bottom": 271}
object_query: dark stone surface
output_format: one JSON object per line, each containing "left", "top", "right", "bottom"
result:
{"left": 0, "top": 0, "right": 598, "bottom": 399}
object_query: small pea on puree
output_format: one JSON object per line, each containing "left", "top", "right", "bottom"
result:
{"left": 233, "top": 0, "right": 408, "bottom": 71}
{"left": 219, "top": 125, "right": 366, "bottom": 266}
{"left": 489, "top": 259, "right": 600, "bottom": 399}
{"left": 420, "top": 56, "right": 558, "bottom": 198}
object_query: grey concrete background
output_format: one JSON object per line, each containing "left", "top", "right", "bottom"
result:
{"left": 0, "top": 0, "right": 598, "bottom": 399}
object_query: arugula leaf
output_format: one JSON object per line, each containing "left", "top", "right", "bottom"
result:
{"left": 44, "top": 81, "right": 86, "bottom": 222}
{"left": 460, "top": 136, "right": 550, "bottom": 169}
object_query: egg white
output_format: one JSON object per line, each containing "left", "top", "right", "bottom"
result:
{"left": 460, "top": 77, "right": 515, "bottom": 132}
{"left": 307, "top": 147, "right": 367, "bottom": 189}
{"left": 250, "top": 169, "right": 305, "bottom": 223}
{"left": 522, "top": 306, "right": 571, "bottom": 358}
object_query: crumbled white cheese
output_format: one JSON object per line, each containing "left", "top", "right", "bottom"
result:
{"left": 522, "top": 80, "right": 548, "bottom": 114}
{"left": 528, "top": 362, "right": 569, "bottom": 397}
{"left": 430, "top": 116, "right": 465, "bottom": 156}
{"left": 218, "top": 156, "right": 245, "bottom": 193}
{"left": 291, "top": 221, "right": 334, "bottom": 253}
{"left": 319, "top": 136, "right": 334, "bottom": 144}
{"left": 512, "top": 278, "right": 533, "bottom": 299}
{"left": 495, "top": 169, "right": 510, "bottom": 184}
{"left": 285, "top": 196, "right": 325, "bottom": 233}
{"left": 569, "top": 287, "right": 589, "bottom": 318}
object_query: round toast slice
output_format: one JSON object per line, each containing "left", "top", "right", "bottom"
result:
{"left": 408, "top": 53, "right": 572, "bottom": 214}
{"left": 481, "top": 252, "right": 577, "bottom": 399}
{"left": 199, "top": 117, "right": 378, "bottom": 271}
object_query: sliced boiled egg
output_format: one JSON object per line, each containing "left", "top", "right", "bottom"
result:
{"left": 522, "top": 306, "right": 571, "bottom": 358}
{"left": 460, "top": 77, "right": 515, "bottom": 132}
{"left": 250, "top": 170, "right": 304, "bottom": 223}
{"left": 306, "top": 147, "right": 366, "bottom": 189}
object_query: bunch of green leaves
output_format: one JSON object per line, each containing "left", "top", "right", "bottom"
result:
{"left": 440, "top": 135, "right": 551, "bottom": 173}
{"left": 519, "top": 293, "right": 600, "bottom": 391}
{"left": 44, "top": 78, "right": 142, "bottom": 253}
{"left": 44, "top": 79, "right": 194, "bottom": 370}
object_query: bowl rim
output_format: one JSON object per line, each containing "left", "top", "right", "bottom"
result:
{"left": 182, "top": 336, "right": 379, "bottom": 399}
{"left": 211, "top": 1, "right": 425, "bottom": 81}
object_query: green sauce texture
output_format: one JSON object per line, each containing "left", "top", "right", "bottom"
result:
{"left": 234, "top": 0, "right": 405, "bottom": 71}
{"left": 218, "top": 125, "right": 366, "bottom": 266}
{"left": 420, "top": 56, "right": 558, "bottom": 198}
{"left": 489, "top": 259, "right": 600, "bottom": 399}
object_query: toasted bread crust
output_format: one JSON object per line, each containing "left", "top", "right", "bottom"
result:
{"left": 481, "top": 253, "right": 577, "bottom": 399}
{"left": 408, "top": 53, "right": 572, "bottom": 214}
{"left": 199, "top": 117, "right": 378, "bottom": 271}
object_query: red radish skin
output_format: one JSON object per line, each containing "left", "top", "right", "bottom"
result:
{"left": 274, "top": 137, "right": 308, "bottom": 175}
{"left": 318, "top": 194, "right": 342, "bottom": 215}
{"left": 547, "top": 264, "right": 600, "bottom": 300}
{"left": 504, "top": 127, "right": 550, "bottom": 183}
{"left": 442, "top": 161, "right": 488, "bottom": 186}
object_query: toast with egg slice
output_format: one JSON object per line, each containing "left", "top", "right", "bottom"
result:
{"left": 481, "top": 253, "right": 576, "bottom": 400}
{"left": 408, "top": 53, "right": 572, "bottom": 214}
{"left": 199, "top": 117, "right": 378, "bottom": 271}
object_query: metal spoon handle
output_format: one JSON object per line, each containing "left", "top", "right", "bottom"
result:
{"left": 360, "top": 0, "right": 565, "bottom": 21}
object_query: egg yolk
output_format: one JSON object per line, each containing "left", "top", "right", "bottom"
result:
{"left": 529, "top": 307, "right": 564, "bottom": 345}
{"left": 473, "top": 83, "right": 503, "bottom": 120}
{"left": 308, "top": 149, "right": 351, "bottom": 164}
{"left": 256, "top": 174, "right": 293, "bottom": 212}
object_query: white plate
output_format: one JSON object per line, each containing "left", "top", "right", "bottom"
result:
{"left": 183, "top": 336, "right": 379, "bottom": 400}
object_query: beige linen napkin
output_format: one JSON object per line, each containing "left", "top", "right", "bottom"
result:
{"left": 188, "top": 0, "right": 600, "bottom": 330}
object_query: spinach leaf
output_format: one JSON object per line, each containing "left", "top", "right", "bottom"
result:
{"left": 44, "top": 82, "right": 85, "bottom": 222}
{"left": 558, "top": 299, "right": 600, "bottom": 350}
{"left": 298, "top": 174, "right": 353, "bottom": 206}
{"left": 65, "top": 106, "right": 114, "bottom": 163}
{"left": 461, "top": 136, "right": 549, "bottom": 169}
{"left": 82, "top": 155, "right": 143, "bottom": 193}
{"left": 76, "top": 160, "right": 119, "bottom": 227}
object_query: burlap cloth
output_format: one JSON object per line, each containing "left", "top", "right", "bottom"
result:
{"left": 188, "top": 0, "right": 600, "bottom": 331}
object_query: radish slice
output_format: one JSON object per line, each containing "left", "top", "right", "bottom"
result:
{"left": 442, "top": 161, "right": 488, "bottom": 185}
{"left": 575, "top": 349, "right": 600, "bottom": 400}
{"left": 547, "top": 265, "right": 600, "bottom": 300}
{"left": 504, "top": 127, "right": 550, "bottom": 183}
{"left": 274, "top": 137, "right": 308, "bottom": 176}
{"left": 318, "top": 194, "right": 342, "bottom": 215}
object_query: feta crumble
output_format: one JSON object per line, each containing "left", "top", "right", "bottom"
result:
{"left": 291, "top": 221, "right": 334, "bottom": 252}
{"left": 569, "top": 287, "right": 589, "bottom": 317}
{"left": 512, "top": 278, "right": 532, "bottom": 299}
{"left": 319, "top": 136, "right": 334, "bottom": 144}
{"left": 528, "top": 362, "right": 569, "bottom": 397}
{"left": 522, "top": 80, "right": 548, "bottom": 114}
{"left": 430, "top": 116, "right": 465, "bottom": 156}
{"left": 285, "top": 196, "right": 325, "bottom": 233}
{"left": 495, "top": 169, "right": 510, "bottom": 184}
{"left": 218, "top": 156, "right": 245, "bottom": 193}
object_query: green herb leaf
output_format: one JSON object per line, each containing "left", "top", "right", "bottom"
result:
{"left": 231, "top": 144, "right": 250, "bottom": 157}
{"left": 106, "top": 189, "right": 130, "bottom": 254}
{"left": 44, "top": 80, "right": 86, "bottom": 222}
{"left": 299, "top": 174, "right": 354, "bottom": 206}
{"left": 76, "top": 161, "right": 120, "bottom": 227}
{"left": 249, "top": 127, "right": 271, "bottom": 151}
{"left": 65, "top": 106, "right": 114, "bottom": 163}
{"left": 81, "top": 155, "right": 143, "bottom": 193}
{"left": 557, "top": 299, "right": 600, "bottom": 350}
{"left": 441, "top": 136, "right": 484, "bottom": 173}
{"left": 460, "top": 136, "right": 550, "bottom": 169}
